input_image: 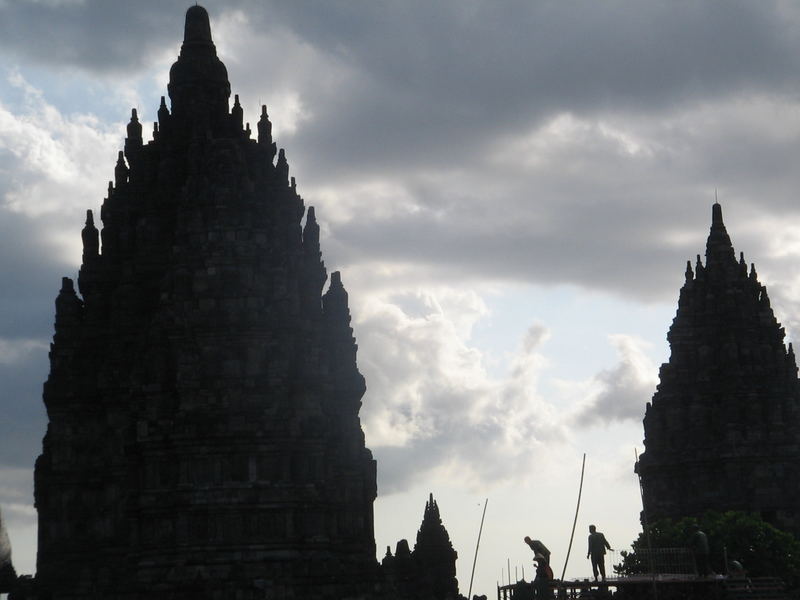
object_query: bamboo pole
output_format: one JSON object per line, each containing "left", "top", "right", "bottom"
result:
{"left": 560, "top": 453, "right": 586, "bottom": 582}
{"left": 467, "top": 498, "right": 489, "bottom": 600}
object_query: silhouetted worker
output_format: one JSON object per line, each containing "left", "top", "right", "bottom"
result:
{"left": 586, "top": 524, "right": 612, "bottom": 581}
{"left": 532, "top": 553, "right": 553, "bottom": 599}
{"left": 689, "top": 524, "right": 710, "bottom": 577}
{"left": 524, "top": 536, "right": 551, "bottom": 565}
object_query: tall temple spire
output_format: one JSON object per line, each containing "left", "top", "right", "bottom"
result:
{"left": 35, "top": 7, "right": 378, "bottom": 599}
{"left": 637, "top": 203, "right": 800, "bottom": 537}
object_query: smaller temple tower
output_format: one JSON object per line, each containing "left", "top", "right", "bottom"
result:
{"left": 413, "top": 494, "right": 459, "bottom": 600}
{"left": 637, "top": 203, "right": 800, "bottom": 535}
{"left": 380, "top": 494, "right": 459, "bottom": 600}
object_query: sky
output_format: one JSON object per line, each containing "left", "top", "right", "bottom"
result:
{"left": 3, "top": 0, "right": 800, "bottom": 596}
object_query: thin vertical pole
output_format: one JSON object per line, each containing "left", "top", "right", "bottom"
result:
{"left": 560, "top": 453, "right": 586, "bottom": 582}
{"left": 468, "top": 498, "right": 489, "bottom": 600}
{"left": 507, "top": 558, "right": 511, "bottom": 585}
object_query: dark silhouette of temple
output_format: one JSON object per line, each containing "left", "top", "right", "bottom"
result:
{"left": 380, "top": 494, "right": 459, "bottom": 600}
{"left": 32, "top": 6, "right": 378, "bottom": 599}
{"left": 636, "top": 203, "right": 800, "bottom": 536}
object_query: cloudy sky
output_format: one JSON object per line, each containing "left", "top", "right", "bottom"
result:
{"left": 3, "top": 0, "right": 800, "bottom": 595}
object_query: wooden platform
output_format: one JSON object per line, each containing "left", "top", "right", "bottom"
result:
{"left": 498, "top": 574, "right": 791, "bottom": 600}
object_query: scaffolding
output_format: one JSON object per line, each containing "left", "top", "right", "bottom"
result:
{"left": 497, "top": 547, "right": 701, "bottom": 600}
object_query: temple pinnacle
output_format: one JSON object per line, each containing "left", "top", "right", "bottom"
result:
{"left": 712, "top": 201, "right": 723, "bottom": 226}
{"left": 167, "top": 5, "right": 230, "bottom": 124}
{"left": 705, "top": 202, "right": 735, "bottom": 267}
{"left": 183, "top": 5, "right": 213, "bottom": 44}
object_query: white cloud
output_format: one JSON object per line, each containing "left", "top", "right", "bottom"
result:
{"left": 0, "top": 70, "right": 121, "bottom": 217}
{"left": 571, "top": 335, "right": 659, "bottom": 427}
{"left": 0, "top": 71, "right": 124, "bottom": 271}
{"left": 354, "top": 286, "right": 567, "bottom": 493}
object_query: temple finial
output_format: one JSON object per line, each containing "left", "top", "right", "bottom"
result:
{"left": 115, "top": 151, "right": 129, "bottom": 186}
{"left": 258, "top": 104, "right": 273, "bottom": 145}
{"left": 303, "top": 206, "right": 320, "bottom": 254}
{"left": 168, "top": 5, "right": 230, "bottom": 121}
{"left": 276, "top": 148, "right": 289, "bottom": 184}
{"left": 232, "top": 94, "right": 243, "bottom": 129}
{"left": 183, "top": 5, "right": 212, "bottom": 44}
{"left": 125, "top": 108, "right": 143, "bottom": 159}
{"left": 158, "top": 96, "right": 169, "bottom": 120}
{"left": 82, "top": 209, "right": 99, "bottom": 262}
{"left": 712, "top": 201, "right": 723, "bottom": 226}
{"left": 706, "top": 201, "right": 735, "bottom": 267}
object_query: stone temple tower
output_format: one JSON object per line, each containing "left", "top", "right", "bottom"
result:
{"left": 34, "top": 6, "right": 377, "bottom": 599}
{"left": 412, "top": 494, "right": 458, "bottom": 600}
{"left": 379, "top": 494, "right": 458, "bottom": 600}
{"left": 636, "top": 203, "right": 800, "bottom": 536}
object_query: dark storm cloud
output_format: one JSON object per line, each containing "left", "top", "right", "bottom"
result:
{"left": 247, "top": 0, "right": 800, "bottom": 177}
{"left": 0, "top": 0, "right": 186, "bottom": 74}
{"left": 3, "top": 2, "right": 799, "bottom": 171}
{"left": 325, "top": 198, "right": 686, "bottom": 301}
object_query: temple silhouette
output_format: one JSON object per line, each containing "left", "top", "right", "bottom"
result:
{"left": 22, "top": 6, "right": 463, "bottom": 600}
{"left": 637, "top": 203, "right": 800, "bottom": 536}
{"left": 380, "top": 495, "right": 459, "bottom": 600}
{"left": 30, "top": 6, "right": 391, "bottom": 599}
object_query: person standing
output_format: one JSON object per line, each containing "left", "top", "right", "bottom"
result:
{"left": 586, "top": 524, "right": 612, "bottom": 582}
